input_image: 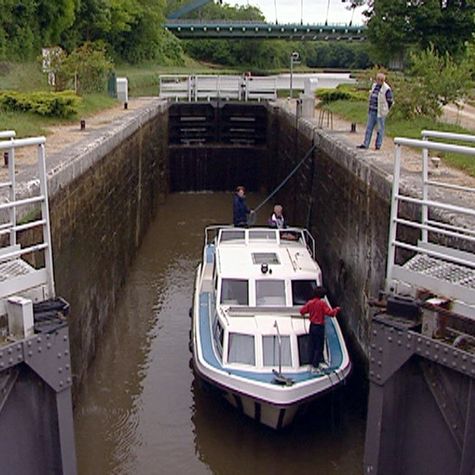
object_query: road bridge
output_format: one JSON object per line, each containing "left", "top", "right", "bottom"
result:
{"left": 165, "top": 0, "right": 366, "bottom": 40}
{"left": 164, "top": 20, "right": 366, "bottom": 40}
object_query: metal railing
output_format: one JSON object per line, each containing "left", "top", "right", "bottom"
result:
{"left": 159, "top": 74, "right": 277, "bottom": 102}
{"left": 386, "top": 134, "right": 475, "bottom": 310}
{"left": 0, "top": 135, "right": 55, "bottom": 310}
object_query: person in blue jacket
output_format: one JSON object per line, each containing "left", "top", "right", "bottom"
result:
{"left": 233, "top": 185, "right": 252, "bottom": 226}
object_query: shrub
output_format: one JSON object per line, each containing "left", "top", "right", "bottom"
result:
{"left": 0, "top": 90, "right": 81, "bottom": 117}
{"left": 316, "top": 85, "right": 367, "bottom": 104}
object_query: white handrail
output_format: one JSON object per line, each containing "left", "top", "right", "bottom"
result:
{"left": 0, "top": 137, "right": 46, "bottom": 149}
{"left": 386, "top": 138, "right": 475, "bottom": 307}
{"left": 0, "top": 136, "right": 55, "bottom": 302}
{"left": 421, "top": 130, "right": 475, "bottom": 144}
{"left": 0, "top": 131, "right": 16, "bottom": 139}
{"left": 159, "top": 74, "right": 277, "bottom": 102}
{"left": 394, "top": 137, "right": 475, "bottom": 155}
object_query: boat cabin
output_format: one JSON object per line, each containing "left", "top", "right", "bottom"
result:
{"left": 206, "top": 227, "right": 327, "bottom": 373}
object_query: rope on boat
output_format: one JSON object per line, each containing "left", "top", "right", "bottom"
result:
{"left": 251, "top": 142, "right": 317, "bottom": 217}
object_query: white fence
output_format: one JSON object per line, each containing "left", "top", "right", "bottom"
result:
{"left": 159, "top": 74, "right": 277, "bottom": 102}
{"left": 386, "top": 131, "right": 475, "bottom": 317}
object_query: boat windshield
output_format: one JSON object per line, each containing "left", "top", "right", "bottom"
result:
{"left": 291, "top": 280, "right": 318, "bottom": 305}
{"left": 256, "top": 280, "right": 286, "bottom": 306}
{"left": 228, "top": 333, "right": 255, "bottom": 365}
{"left": 220, "top": 229, "right": 245, "bottom": 242}
{"left": 220, "top": 278, "right": 249, "bottom": 305}
{"left": 262, "top": 335, "right": 292, "bottom": 366}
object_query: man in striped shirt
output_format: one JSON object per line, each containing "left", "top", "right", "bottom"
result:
{"left": 357, "top": 72, "right": 394, "bottom": 151}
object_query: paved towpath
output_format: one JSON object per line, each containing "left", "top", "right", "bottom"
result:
{"left": 0, "top": 97, "right": 159, "bottom": 181}
{"left": 277, "top": 98, "right": 475, "bottom": 195}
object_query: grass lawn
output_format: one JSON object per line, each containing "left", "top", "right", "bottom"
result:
{"left": 324, "top": 100, "right": 475, "bottom": 177}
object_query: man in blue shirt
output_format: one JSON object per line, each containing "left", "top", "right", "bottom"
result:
{"left": 357, "top": 72, "right": 394, "bottom": 151}
{"left": 233, "top": 185, "right": 252, "bottom": 226}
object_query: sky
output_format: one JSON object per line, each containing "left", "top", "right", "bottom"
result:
{"left": 224, "top": 0, "right": 367, "bottom": 26}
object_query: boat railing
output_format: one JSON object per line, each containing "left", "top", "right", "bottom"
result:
{"left": 302, "top": 228, "right": 316, "bottom": 258}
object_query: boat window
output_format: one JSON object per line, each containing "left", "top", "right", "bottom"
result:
{"left": 252, "top": 252, "right": 280, "bottom": 265}
{"left": 262, "top": 335, "right": 292, "bottom": 367}
{"left": 249, "top": 230, "right": 277, "bottom": 242}
{"left": 291, "top": 280, "right": 318, "bottom": 305}
{"left": 220, "top": 229, "right": 245, "bottom": 242}
{"left": 213, "top": 318, "right": 224, "bottom": 357}
{"left": 228, "top": 333, "right": 255, "bottom": 365}
{"left": 220, "top": 279, "right": 249, "bottom": 305}
{"left": 256, "top": 280, "right": 285, "bottom": 306}
{"left": 297, "top": 334, "right": 312, "bottom": 365}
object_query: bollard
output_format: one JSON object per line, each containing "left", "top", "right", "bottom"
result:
{"left": 124, "top": 102, "right": 128, "bottom": 110}
{"left": 80, "top": 120, "right": 86, "bottom": 131}
{"left": 351, "top": 123, "right": 357, "bottom": 133}
{"left": 3, "top": 152, "right": 8, "bottom": 167}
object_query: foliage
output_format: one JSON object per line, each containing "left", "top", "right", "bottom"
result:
{"left": 316, "top": 85, "right": 367, "bottom": 104}
{"left": 51, "top": 42, "right": 113, "bottom": 94}
{"left": 363, "top": 0, "right": 475, "bottom": 65}
{"left": 304, "top": 42, "right": 372, "bottom": 70}
{"left": 0, "top": 90, "right": 81, "bottom": 117}
{"left": 0, "top": 0, "right": 184, "bottom": 65}
{"left": 390, "top": 47, "right": 473, "bottom": 119}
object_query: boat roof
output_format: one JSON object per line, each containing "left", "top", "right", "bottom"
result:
{"left": 213, "top": 226, "right": 320, "bottom": 280}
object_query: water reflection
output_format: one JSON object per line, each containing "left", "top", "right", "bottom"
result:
{"left": 75, "top": 192, "right": 366, "bottom": 475}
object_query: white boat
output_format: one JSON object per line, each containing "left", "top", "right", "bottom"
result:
{"left": 191, "top": 225, "right": 351, "bottom": 429}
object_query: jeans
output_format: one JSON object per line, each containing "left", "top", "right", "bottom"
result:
{"left": 363, "top": 110, "right": 385, "bottom": 149}
{"left": 309, "top": 323, "right": 325, "bottom": 367}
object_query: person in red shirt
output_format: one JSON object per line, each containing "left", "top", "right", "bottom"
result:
{"left": 300, "top": 286, "right": 341, "bottom": 372}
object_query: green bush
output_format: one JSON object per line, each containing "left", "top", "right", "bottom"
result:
{"left": 316, "top": 86, "right": 367, "bottom": 104}
{"left": 0, "top": 90, "right": 81, "bottom": 117}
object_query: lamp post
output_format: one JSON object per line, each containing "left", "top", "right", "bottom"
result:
{"left": 290, "top": 51, "right": 300, "bottom": 99}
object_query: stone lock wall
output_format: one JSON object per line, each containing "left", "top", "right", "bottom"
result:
{"left": 48, "top": 102, "right": 169, "bottom": 388}
{"left": 270, "top": 108, "right": 392, "bottom": 357}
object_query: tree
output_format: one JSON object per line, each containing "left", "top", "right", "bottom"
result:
{"left": 362, "top": 0, "right": 475, "bottom": 64}
{"left": 391, "top": 46, "right": 473, "bottom": 119}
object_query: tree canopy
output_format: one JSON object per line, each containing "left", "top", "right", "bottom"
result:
{"left": 362, "top": 0, "right": 475, "bottom": 63}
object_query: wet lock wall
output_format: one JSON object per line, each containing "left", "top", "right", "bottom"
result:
{"left": 49, "top": 105, "right": 169, "bottom": 389}
{"left": 267, "top": 107, "right": 392, "bottom": 359}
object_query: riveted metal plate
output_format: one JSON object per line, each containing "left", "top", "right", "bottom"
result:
{"left": 23, "top": 326, "right": 73, "bottom": 392}
{"left": 369, "top": 319, "right": 416, "bottom": 385}
{"left": 0, "top": 341, "right": 25, "bottom": 371}
{"left": 412, "top": 333, "right": 475, "bottom": 380}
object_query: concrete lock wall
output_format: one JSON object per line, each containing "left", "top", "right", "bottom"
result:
{"left": 48, "top": 101, "right": 169, "bottom": 389}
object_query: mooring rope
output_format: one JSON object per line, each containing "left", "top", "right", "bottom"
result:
{"left": 251, "top": 142, "right": 317, "bottom": 217}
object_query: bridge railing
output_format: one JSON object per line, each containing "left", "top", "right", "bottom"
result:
{"left": 159, "top": 74, "right": 277, "bottom": 102}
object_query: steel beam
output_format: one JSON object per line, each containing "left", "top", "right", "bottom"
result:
{"left": 365, "top": 314, "right": 475, "bottom": 475}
